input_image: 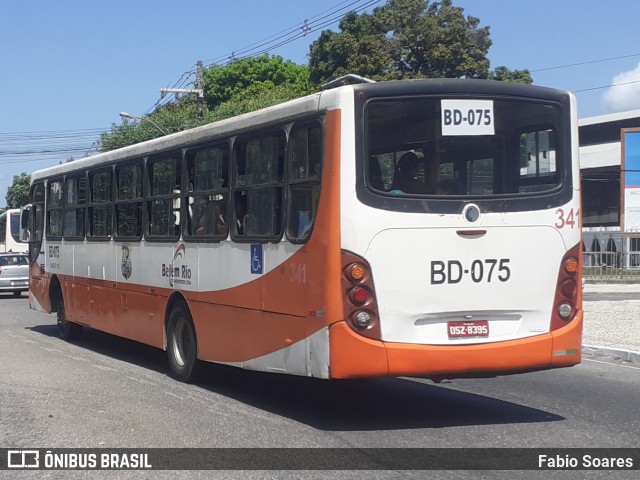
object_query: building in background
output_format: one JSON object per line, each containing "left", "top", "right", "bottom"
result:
{"left": 580, "top": 109, "right": 640, "bottom": 275}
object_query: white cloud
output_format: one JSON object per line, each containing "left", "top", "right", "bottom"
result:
{"left": 602, "top": 62, "right": 640, "bottom": 113}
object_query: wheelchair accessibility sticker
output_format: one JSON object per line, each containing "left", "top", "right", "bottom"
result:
{"left": 251, "top": 244, "right": 263, "bottom": 275}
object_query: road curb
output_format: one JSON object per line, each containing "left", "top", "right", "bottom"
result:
{"left": 582, "top": 344, "right": 640, "bottom": 364}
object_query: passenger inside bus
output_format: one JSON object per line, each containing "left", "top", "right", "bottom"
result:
{"left": 390, "top": 152, "right": 422, "bottom": 194}
{"left": 195, "top": 199, "right": 226, "bottom": 235}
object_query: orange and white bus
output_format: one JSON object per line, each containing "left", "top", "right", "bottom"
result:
{"left": 0, "top": 209, "right": 26, "bottom": 253}
{"left": 22, "top": 78, "right": 582, "bottom": 382}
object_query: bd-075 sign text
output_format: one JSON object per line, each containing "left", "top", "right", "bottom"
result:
{"left": 441, "top": 99, "right": 495, "bottom": 136}
{"left": 431, "top": 259, "right": 511, "bottom": 285}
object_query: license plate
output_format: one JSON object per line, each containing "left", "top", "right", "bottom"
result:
{"left": 11, "top": 281, "right": 28, "bottom": 287}
{"left": 448, "top": 320, "right": 489, "bottom": 338}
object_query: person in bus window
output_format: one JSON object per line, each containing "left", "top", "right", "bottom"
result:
{"left": 195, "top": 199, "right": 220, "bottom": 235}
{"left": 390, "top": 152, "right": 421, "bottom": 194}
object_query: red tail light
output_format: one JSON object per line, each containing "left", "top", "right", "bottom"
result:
{"left": 341, "top": 250, "right": 381, "bottom": 340}
{"left": 560, "top": 279, "right": 577, "bottom": 298}
{"left": 550, "top": 243, "right": 582, "bottom": 331}
{"left": 349, "top": 286, "right": 369, "bottom": 305}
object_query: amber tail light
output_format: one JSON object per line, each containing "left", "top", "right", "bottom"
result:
{"left": 550, "top": 243, "right": 582, "bottom": 332}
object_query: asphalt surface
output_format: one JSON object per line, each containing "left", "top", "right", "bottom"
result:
{"left": 582, "top": 282, "right": 640, "bottom": 363}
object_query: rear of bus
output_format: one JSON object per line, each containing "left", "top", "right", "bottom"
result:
{"left": 330, "top": 79, "right": 582, "bottom": 379}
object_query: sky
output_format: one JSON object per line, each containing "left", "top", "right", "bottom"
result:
{"left": 2, "top": 0, "right": 640, "bottom": 204}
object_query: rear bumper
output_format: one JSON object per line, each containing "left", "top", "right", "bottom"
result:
{"left": 329, "top": 311, "right": 583, "bottom": 379}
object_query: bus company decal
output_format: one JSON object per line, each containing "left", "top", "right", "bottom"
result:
{"left": 48, "top": 244, "right": 60, "bottom": 270}
{"left": 121, "top": 245, "right": 132, "bottom": 280}
{"left": 161, "top": 243, "right": 192, "bottom": 287}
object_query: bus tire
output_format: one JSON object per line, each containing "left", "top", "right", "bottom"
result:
{"left": 166, "top": 301, "right": 200, "bottom": 383}
{"left": 57, "top": 300, "right": 83, "bottom": 341}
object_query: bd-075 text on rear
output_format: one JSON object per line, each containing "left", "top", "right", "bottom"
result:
{"left": 430, "top": 258, "right": 511, "bottom": 284}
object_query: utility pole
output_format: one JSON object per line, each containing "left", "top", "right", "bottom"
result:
{"left": 195, "top": 60, "right": 204, "bottom": 120}
{"left": 160, "top": 60, "right": 205, "bottom": 120}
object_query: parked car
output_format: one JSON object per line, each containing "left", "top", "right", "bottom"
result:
{"left": 0, "top": 253, "right": 29, "bottom": 297}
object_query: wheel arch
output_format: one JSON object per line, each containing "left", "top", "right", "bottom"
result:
{"left": 163, "top": 292, "right": 195, "bottom": 350}
{"left": 49, "top": 275, "right": 63, "bottom": 313}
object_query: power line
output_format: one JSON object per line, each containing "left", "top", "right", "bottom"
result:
{"left": 202, "top": 0, "right": 379, "bottom": 67}
{"left": 5, "top": 1, "right": 640, "bottom": 168}
{"left": 5, "top": 70, "right": 640, "bottom": 166}
{"left": 3, "top": 1, "right": 385, "bottom": 166}
{"left": 147, "top": 2, "right": 637, "bottom": 113}
{"left": 146, "top": 0, "right": 383, "bottom": 112}
{"left": 574, "top": 79, "right": 640, "bottom": 93}
{"left": 530, "top": 53, "right": 640, "bottom": 94}
{"left": 0, "top": 128, "right": 103, "bottom": 165}
{"left": 532, "top": 53, "right": 640, "bottom": 73}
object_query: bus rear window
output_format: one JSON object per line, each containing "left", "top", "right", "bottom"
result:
{"left": 365, "top": 97, "right": 562, "bottom": 197}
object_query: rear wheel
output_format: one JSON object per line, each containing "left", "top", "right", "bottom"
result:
{"left": 166, "top": 301, "right": 200, "bottom": 383}
{"left": 57, "top": 299, "right": 83, "bottom": 341}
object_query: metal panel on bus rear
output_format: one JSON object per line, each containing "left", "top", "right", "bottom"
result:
{"left": 366, "top": 224, "right": 565, "bottom": 345}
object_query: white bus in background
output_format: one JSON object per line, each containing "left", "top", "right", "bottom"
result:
{"left": 0, "top": 209, "right": 26, "bottom": 252}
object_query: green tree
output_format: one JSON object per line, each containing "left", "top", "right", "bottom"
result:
{"left": 6, "top": 172, "right": 31, "bottom": 208}
{"left": 488, "top": 65, "right": 533, "bottom": 84}
{"left": 308, "top": 11, "right": 392, "bottom": 85}
{"left": 101, "top": 102, "right": 199, "bottom": 152}
{"left": 101, "top": 55, "right": 314, "bottom": 152}
{"left": 203, "top": 54, "right": 313, "bottom": 110}
{"left": 309, "top": 0, "right": 532, "bottom": 85}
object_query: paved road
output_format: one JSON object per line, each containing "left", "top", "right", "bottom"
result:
{"left": 1, "top": 295, "right": 639, "bottom": 479}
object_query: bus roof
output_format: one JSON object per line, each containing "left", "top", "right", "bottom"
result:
{"left": 30, "top": 91, "right": 324, "bottom": 182}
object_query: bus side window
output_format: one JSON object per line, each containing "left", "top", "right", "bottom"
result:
{"left": 88, "top": 169, "right": 113, "bottom": 239}
{"left": 63, "top": 175, "right": 86, "bottom": 239}
{"left": 115, "top": 163, "right": 143, "bottom": 239}
{"left": 186, "top": 144, "right": 229, "bottom": 239}
{"left": 232, "top": 131, "right": 285, "bottom": 241}
{"left": 286, "top": 123, "right": 322, "bottom": 242}
{"left": 32, "top": 182, "right": 45, "bottom": 242}
{"left": 147, "top": 154, "right": 181, "bottom": 239}
{"left": 46, "top": 179, "right": 64, "bottom": 239}
{"left": 234, "top": 191, "right": 248, "bottom": 235}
